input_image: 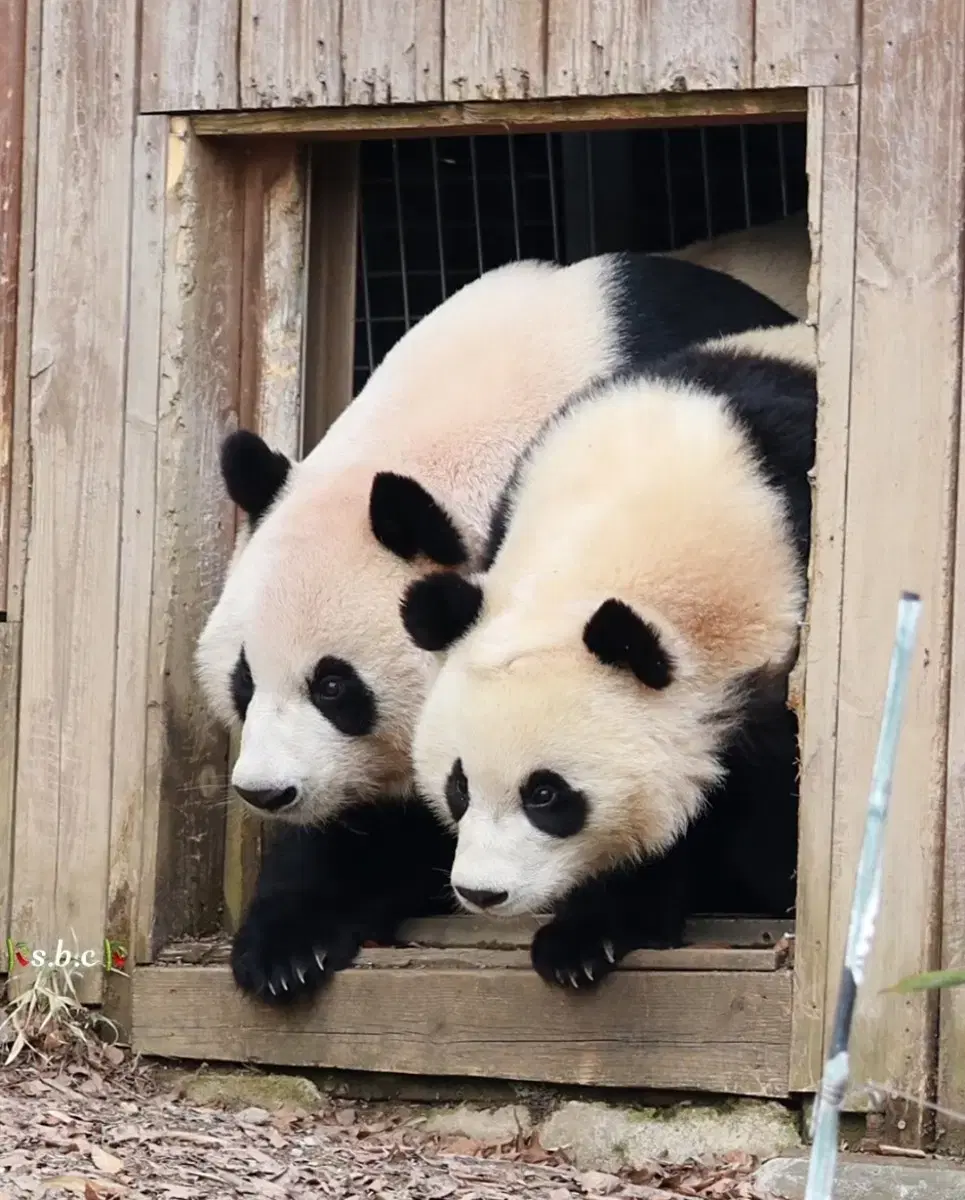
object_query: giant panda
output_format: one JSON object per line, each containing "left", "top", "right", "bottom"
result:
{"left": 196, "top": 252, "right": 799, "bottom": 1006}
{"left": 665, "top": 211, "right": 810, "bottom": 320}
{"left": 400, "top": 321, "right": 816, "bottom": 989}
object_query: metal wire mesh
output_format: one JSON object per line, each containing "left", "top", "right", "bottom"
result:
{"left": 353, "top": 121, "right": 807, "bottom": 392}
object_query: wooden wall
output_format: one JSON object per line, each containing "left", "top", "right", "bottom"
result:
{"left": 4, "top": 0, "right": 965, "bottom": 1154}
{"left": 139, "top": 0, "right": 859, "bottom": 112}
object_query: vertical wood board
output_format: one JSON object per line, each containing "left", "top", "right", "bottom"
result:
{"left": 827, "top": 0, "right": 965, "bottom": 1141}
{"left": 444, "top": 0, "right": 546, "bottom": 101}
{"left": 140, "top": 0, "right": 240, "bottom": 111}
{"left": 0, "top": 0, "right": 28, "bottom": 607}
{"left": 342, "top": 0, "right": 443, "bottom": 105}
{"left": 753, "top": 1, "right": 860, "bottom": 87}
{"left": 136, "top": 121, "right": 245, "bottom": 960}
{"left": 0, "top": 624, "right": 20, "bottom": 942}
{"left": 303, "top": 142, "right": 360, "bottom": 452}
{"left": 789, "top": 85, "right": 859, "bottom": 1093}
{"left": 12, "top": 0, "right": 139, "bottom": 1005}
{"left": 107, "top": 115, "right": 168, "bottom": 994}
{"left": 546, "top": 0, "right": 753, "bottom": 96}
{"left": 5, "top": 0, "right": 41, "bottom": 622}
{"left": 239, "top": 0, "right": 340, "bottom": 108}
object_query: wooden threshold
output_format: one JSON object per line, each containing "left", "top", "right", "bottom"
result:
{"left": 131, "top": 915, "right": 794, "bottom": 1097}
{"left": 187, "top": 90, "right": 808, "bottom": 141}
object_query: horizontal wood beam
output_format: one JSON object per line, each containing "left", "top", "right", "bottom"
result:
{"left": 133, "top": 962, "right": 793, "bottom": 1096}
{"left": 188, "top": 89, "right": 807, "bottom": 140}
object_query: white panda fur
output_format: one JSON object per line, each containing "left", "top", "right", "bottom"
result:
{"left": 664, "top": 211, "right": 810, "bottom": 320}
{"left": 197, "top": 250, "right": 799, "bottom": 1007}
{"left": 402, "top": 321, "right": 816, "bottom": 988}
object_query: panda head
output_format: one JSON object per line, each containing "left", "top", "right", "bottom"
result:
{"left": 402, "top": 573, "right": 731, "bottom": 915}
{"left": 196, "top": 433, "right": 470, "bottom": 822}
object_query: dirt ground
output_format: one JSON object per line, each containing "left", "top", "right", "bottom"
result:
{"left": 0, "top": 1047, "right": 782, "bottom": 1200}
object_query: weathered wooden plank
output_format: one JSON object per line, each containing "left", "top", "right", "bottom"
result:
{"left": 303, "top": 142, "right": 359, "bottom": 452}
{"left": 192, "top": 90, "right": 806, "bottom": 138}
{"left": 546, "top": 0, "right": 753, "bottom": 96}
{"left": 11, "top": 0, "right": 139, "bottom": 1005}
{"left": 135, "top": 120, "right": 246, "bottom": 962}
{"left": 753, "top": 0, "right": 860, "bottom": 88}
{"left": 5, "top": 0, "right": 40, "bottom": 622}
{"left": 239, "top": 0, "right": 340, "bottom": 108}
{"left": 0, "top": 624, "right": 20, "bottom": 942}
{"left": 343, "top": 0, "right": 443, "bottom": 105}
{"left": 140, "top": 0, "right": 240, "bottom": 112}
{"left": 133, "top": 964, "right": 792, "bottom": 1096}
{"left": 788, "top": 85, "right": 859, "bottom": 1094}
{"left": 938, "top": 182, "right": 965, "bottom": 1158}
{"left": 826, "top": 0, "right": 965, "bottom": 1144}
{"left": 0, "top": 0, "right": 27, "bottom": 607}
{"left": 444, "top": 0, "right": 546, "bottom": 101}
{"left": 223, "top": 143, "right": 308, "bottom": 933}
{"left": 104, "top": 116, "right": 169, "bottom": 1023}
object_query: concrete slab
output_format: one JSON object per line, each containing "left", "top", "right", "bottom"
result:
{"left": 754, "top": 1154, "right": 965, "bottom": 1199}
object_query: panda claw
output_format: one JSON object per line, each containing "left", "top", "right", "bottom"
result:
{"left": 279, "top": 976, "right": 289, "bottom": 992}
{"left": 568, "top": 970, "right": 582, "bottom": 989}
{"left": 555, "top": 970, "right": 567, "bottom": 986}
{"left": 583, "top": 963, "right": 595, "bottom": 982}
{"left": 603, "top": 940, "right": 616, "bottom": 964}
{"left": 267, "top": 981, "right": 277, "bottom": 996}
{"left": 295, "top": 964, "right": 307, "bottom": 985}
{"left": 314, "top": 950, "right": 327, "bottom": 971}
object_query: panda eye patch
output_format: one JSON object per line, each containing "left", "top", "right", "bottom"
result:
{"left": 230, "top": 649, "right": 254, "bottom": 722}
{"left": 445, "top": 758, "right": 470, "bottom": 821}
{"left": 520, "top": 770, "right": 587, "bottom": 839}
{"left": 307, "top": 656, "right": 376, "bottom": 737}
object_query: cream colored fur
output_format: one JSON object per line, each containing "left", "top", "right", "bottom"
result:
{"left": 197, "top": 256, "right": 627, "bottom": 819}
{"left": 413, "top": 323, "right": 813, "bottom": 915}
{"left": 666, "top": 212, "right": 810, "bottom": 319}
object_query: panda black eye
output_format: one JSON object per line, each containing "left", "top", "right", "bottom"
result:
{"left": 520, "top": 770, "right": 587, "bottom": 839}
{"left": 318, "top": 675, "right": 344, "bottom": 700}
{"left": 529, "top": 785, "right": 558, "bottom": 808}
{"left": 445, "top": 759, "right": 470, "bottom": 821}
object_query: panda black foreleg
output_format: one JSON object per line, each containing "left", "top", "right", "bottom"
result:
{"left": 529, "top": 839, "right": 692, "bottom": 991}
{"left": 230, "top": 797, "right": 456, "bottom": 1006}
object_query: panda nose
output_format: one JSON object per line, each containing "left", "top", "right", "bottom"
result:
{"left": 454, "top": 886, "right": 509, "bottom": 910}
{"left": 234, "top": 785, "right": 298, "bottom": 812}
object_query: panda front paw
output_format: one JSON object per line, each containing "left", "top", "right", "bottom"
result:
{"left": 530, "top": 917, "right": 626, "bottom": 991}
{"left": 230, "top": 895, "right": 363, "bottom": 1006}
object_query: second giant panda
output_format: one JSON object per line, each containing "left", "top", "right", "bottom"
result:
{"left": 196, "top": 252, "right": 799, "bottom": 1005}
{"left": 401, "top": 322, "right": 816, "bottom": 988}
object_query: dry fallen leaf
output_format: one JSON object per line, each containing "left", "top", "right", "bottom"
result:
{"left": 90, "top": 1145, "right": 124, "bottom": 1175}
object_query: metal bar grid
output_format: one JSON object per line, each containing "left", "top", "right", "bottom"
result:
{"left": 352, "top": 121, "right": 806, "bottom": 389}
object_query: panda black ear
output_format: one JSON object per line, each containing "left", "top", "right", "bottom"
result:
{"left": 369, "top": 472, "right": 468, "bottom": 567}
{"left": 401, "top": 572, "right": 483, "bottom": 652}
{"left": 583, "top": 599, "right": 675, "bottom": 690}
{"left": 221, "top": 430, "right": 291, "bottom": 528}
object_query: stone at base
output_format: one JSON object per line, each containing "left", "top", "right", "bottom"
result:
{"left": 754, "top": 1154, "right": 965, "bottom": 1199}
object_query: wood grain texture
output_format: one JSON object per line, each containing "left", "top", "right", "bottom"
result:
{"left": 0, "top": 0, "right": 27, "bottom": 607}
{"left": 444, "top": 0, "right": 546, "bottom": 101}
{"left": 303, "top": 142, "right": 359, "bottom": 452}
{"left": 191, "top": 89, "right": 808, "bottom": 137}
{"left": 753, "top": 0, "right": 860, "bottom": 87}
{"left": 343, "top": 0, "right": 443, "bottom": 105}
{"left": 11, "top": 0, "right": 139, "bottom": 1005}
{"left": 546, "top": 0, "right": 753, "bottom": 96}
{"left": 239, "top": 0, "right": 340, "bottom": 108}
{"left": 938, "top": 174, "right": 965, "bottom": 1157}
{"left": 140, "top": 0, "right": 240, "bottom": 111}
{"left": 5, "top": 0, "right": 40, "bottom": 622}
{"left": 135, "top": 120, "right": 245, "bottom": 962}
{"left": 107, "top": 116, "right": 168, "bottom": 995}
{"left": 0, "top": 624, "right": 20, "bottom": 942}
{"left": 156, "top": 941, "right": 782, "bottom": 972}
{"left": 789, "top": 85, "right": 859, "bottom": 1094}
{"left": 826, "top": 0, "right": 965, "bottom": 1142}
{"left": 133, "top": 964, "right": 792, "bottom": 1096}
{"left": 224, "top": 143, "right": 307, "bottom": 933}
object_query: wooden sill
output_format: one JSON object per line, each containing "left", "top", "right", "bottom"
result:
{"left": 131, "top": 916, "right": 795, "bottom": 1098}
